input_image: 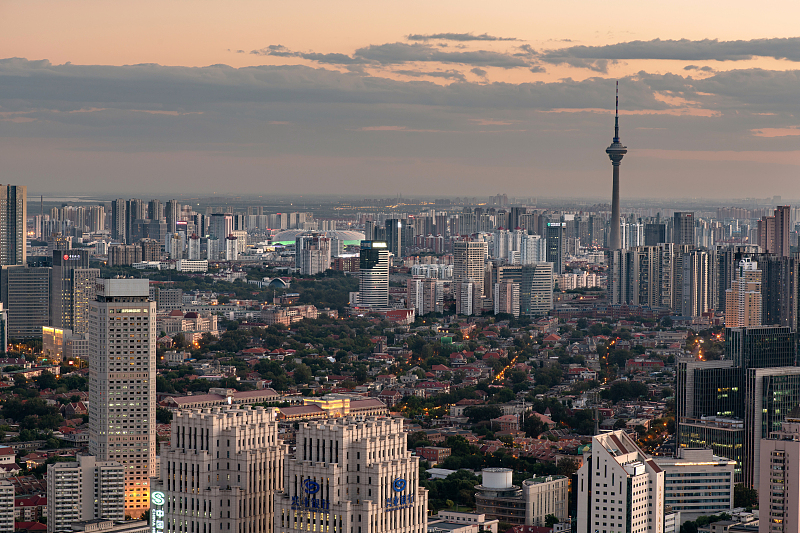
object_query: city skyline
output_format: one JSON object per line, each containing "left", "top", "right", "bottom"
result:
{"left": 2, "top": 1, "right": 800, "bottom": 197}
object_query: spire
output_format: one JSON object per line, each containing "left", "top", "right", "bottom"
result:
{"left": 614, "top": 80, "right": 620, "bottom": 143}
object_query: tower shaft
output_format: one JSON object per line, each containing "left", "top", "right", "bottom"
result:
{"left": 610, "top": 165, "right": 621, "bottom": 250}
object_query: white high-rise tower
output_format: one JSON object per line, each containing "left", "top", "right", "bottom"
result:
{"left": 88, "top": 278, "right": 156, "bottom": 518}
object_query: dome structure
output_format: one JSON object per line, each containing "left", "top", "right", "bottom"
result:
{"left": 271, "top": 229, "right": 365, "bottom": 246}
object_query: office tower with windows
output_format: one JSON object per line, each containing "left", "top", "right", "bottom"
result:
{"left": 644, "top": 223, "right": 666, "bottom": 246}
{"left": 358, "top": 241, "right": 389, "bottom": 309}
{"left": 726, "top": 326, "right": 796, "bottom": 369}
{"left": 0, "top": 185, "right": 26, "bottom": 266}
{"left": 209, "top": 213, "right": 233, "bottom": 240}
{"left": 385, "top": 219, "right": 403, "bottom": 257}
{"left": 653, "top": 449, "right": 735, "bottom": 524}
{"left": 111, "top": 199, "right": 126, "bottom": 242}
{"left": 51, "top": 249, "right": 100, "bottom": 333}
{"left": 164, "top": 200, "right": 181, "bottom": 234}
{"left": 153, "top": 407, "right": 285, "bottom": 533}
{"left": 519, "top": 263, "right": 553, "bottom": 317}
{"left": 678, "top": 326, "right": 799, "bottom": 487}
{"left": 274, "top": 417, "right": 428, "bottom": 533}
{"left": 46, "top": 455, "right": 125, "bottom": 533}
{"left": 88, "top": 278, "right": 156, "bottom": 518}
{"left": 545, "top": 222, "right": 564, "bottom": 274}
{"left": 744, "top": 367, "right": 800, "bottom": 488}
{"left": 147, "top": 200, "right": 163, "bottom": 221}
{"left": 453, "top": 240, "right": 488, "bottom": 298}
{"left": 125, "top": 199, "right": 145, "bottom": 245}
{"left": 0, "top": 265, "right": 50, "bottom": 339}
{"left": 576, "top": 431, "right": 664, "bottom": 533}
{"left": 673, "top": 212, "right": 695, "bottom": 246}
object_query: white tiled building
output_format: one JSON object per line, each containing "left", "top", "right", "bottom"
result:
{"left": 577, "top": 431, "right": 665, "bottom": 533}
{"left": 274, "top": 417, "right": 428, "bottom": 533}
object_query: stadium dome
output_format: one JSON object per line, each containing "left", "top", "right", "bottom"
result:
{"left": 271, "top": 229, "right": 366, "bottom": 246}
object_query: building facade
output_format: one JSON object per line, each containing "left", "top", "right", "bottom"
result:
{"left": 576, "top": 431, "right": 665, "bottom": 533}
{"left": 0, "top": 185, "right": 26, "bottom": 267}
{"left": 88, "top": 279, "right": 156, "bottom": 517}
{"left": 759, "top": 418, "right": 800, "bottom": 533}
{"left": 46, "top": 454, "right": 125, "bottom": 533}
{"left": 153, "top": 407, "right": 285, "bottom": 533}
{"left": 358, "top": 241, "right": 389, "bottom": 309}
{"left": 0, "top": 265, "right": 50, "bottom": 339}
{"left": 653, "top": 448, "right": 735, "bottom": 524}
{"left": 274, "top": 417, "right": 428, "bottom": 533}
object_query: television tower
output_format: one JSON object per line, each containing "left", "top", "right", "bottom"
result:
{"left": 606, "top": 81, "right": 627, "bottom": 250}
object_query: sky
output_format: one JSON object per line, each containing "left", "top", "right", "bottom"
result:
{"left": 2, "top": 0, "right": 800, "bottom": 199}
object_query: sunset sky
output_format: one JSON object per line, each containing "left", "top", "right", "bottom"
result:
{"left": 2, "top": 0, "right": 800, "bottom": 198}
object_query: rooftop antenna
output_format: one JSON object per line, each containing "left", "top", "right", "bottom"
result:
{"left": 614, "top": 80, "right": 620, "bottom": 143}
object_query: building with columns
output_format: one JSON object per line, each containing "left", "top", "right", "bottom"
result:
{"left": 274, "top": 416, "right": 428, "bottom": 533}
{"left": 153, "top": 406, "right": 286, "bottom": 533}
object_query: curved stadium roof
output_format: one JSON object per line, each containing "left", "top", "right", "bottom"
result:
{"left": 271, "top": 229, "right": 366, "bottom": 246}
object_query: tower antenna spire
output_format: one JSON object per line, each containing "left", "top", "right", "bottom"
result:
{"left": 614, "top": 81, "right": 620, "bottom": 142}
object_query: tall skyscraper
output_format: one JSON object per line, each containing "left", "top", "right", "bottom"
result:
{"left": 164, "top": 200, "right": 181, "bottom": 234}
{"left": 453, "top": 240, "right": 488, "bottom": 298}
{"left": 125, "top": 199, "right": 145, "bottom": 245}
{"left": 673, "top": 212, "right": 695, "bottom": 246}
{"left": 153, "top": 407, "right": 285, "bottom": 533}
{"left": 209, "top": 213, "right": 233, "bottom": 240}
{"left": 147, "top": 199, "right": 163, "bottom": 221}
{"left": 358, "top": 241, "right": 389, "bottom": 309}
{"left": 111, "top": 199, "right": 126, "bottom": 243}
{"left": 51, "top": 249, "right": 100, "bottom": 333}
{"left": 0, "top": 185, "right": 26, "bottom": 266}
{"left": 545, "top": 222, "right": 564, "bottom": 274}
{"left": 758, "top": 206, "right": 791, "bottom": 257}
{"left": 274, "top": 417, "right": 428, "bottom": 533}
{"left": 385, "top": 219, "right": 403, "bottom": 257}
{"left": 724, "top": 259, "right": 762, "bottom": 328}
{"left": 0, "top": 265, "right": 50, "bottom": 339}
{"left": 523, "top": 263, "right": 554, "bottom": 317}
{"left": 606, "top": 82, "right": 627, "bottom": 251}
{"left": 88, "top": 279, "right": 156, "bottom": 518}
{"left": 494, "top": 280, "right": 520, "bottom": 317}
{"left": 644, "top": 223, "right": 666, "bottom": 246}
{"left": 678, "top": 326, "right": 799, "bottom": 487}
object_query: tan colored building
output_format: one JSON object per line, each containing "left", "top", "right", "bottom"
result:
{"left": 725, "top": 259, "right": 762, "bottom": 328}
{"left": 153, "top": 407, "right": 286, "bottom": 533}
{"left": 87, "top": 279, "right": 156, "bottom": 518}
{"left": 274, "top": 417, "right": 428, "bottom": 533}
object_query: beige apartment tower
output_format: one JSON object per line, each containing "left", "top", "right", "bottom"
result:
{"left": 725, "top": 258, "right": 762, "bottom": 328}
{"left": 88, "top": 278, "right": 156, "bottom": 518}
{"left": 275, "top": 417, "right": 428, "bottom": 533}
{"left": 153, "top": 407, "right": 286, "bottom": 533}
{"left": 46, "top": 455, "right": 125, "bottom": 533}
{"left": 453, "top": 240, "right": 488, "bottom": 298}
